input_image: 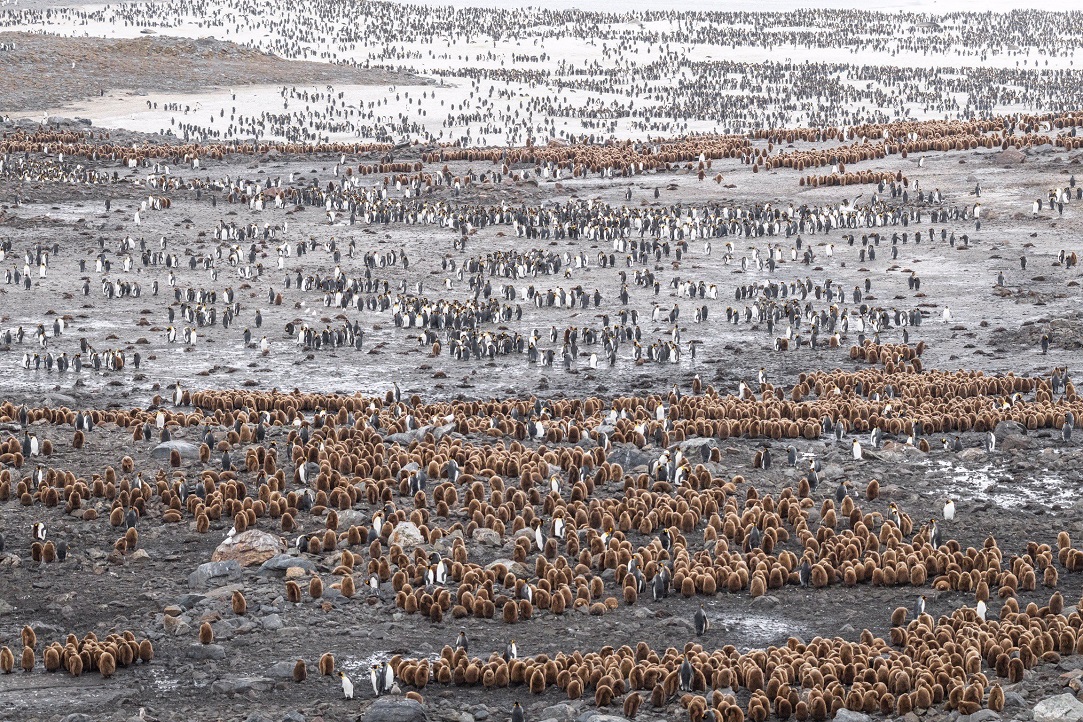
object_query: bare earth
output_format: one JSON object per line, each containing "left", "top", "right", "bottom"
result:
{"left": 0, "top": 32, "right": 424, "bottom": 114}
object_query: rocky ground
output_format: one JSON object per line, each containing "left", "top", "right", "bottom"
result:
{"left": 0, "top": 119, "right": 1081, "bottom": 722}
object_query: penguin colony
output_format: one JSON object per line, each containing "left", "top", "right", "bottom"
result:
{"left": 1, "top": 5, "right": 1083, "bottom": 721}
{"left": 0, "top": 348, "right": 1081, "bottom": 718}
{"left": 5, "top": 5, "right": 1083, "bottom": 144}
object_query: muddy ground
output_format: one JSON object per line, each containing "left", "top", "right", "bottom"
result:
{"left": 0, "top": 123, "right": 1081, "bottom": 722}
{"left": 0, "top": 32, "right": 423, "bottom": 113}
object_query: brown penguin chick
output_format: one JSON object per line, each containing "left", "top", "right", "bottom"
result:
{"left": 285, "top": 580, "right": 303, "bottom": 603}
{"left": 319, "top": 652, "right": 335, "bottom": 676}
{"left": 231, "top": 590, "right": 247, "bottom": 615}
{"left": 309, "top": 575, "right": 324, "bottom": 599}
{"left": 67, "top": 652, "right": 83, "bottom": 677}
{"left": 138, "top": 639, "right": 154, "bottom": 664}
{"left": 20, "top": 646, "right": 34, "bottom": 673}
{"left": 623, "top": 690, "right": 643, "bottom": 718}
{"left": 341, "top": 574, "right": 355, "bottom": 598}
{"left": 99, "top": 651, "right": 116, "bottom": 679}
{"left": 199, "top": 622, "right": 214, "bottom": 645}
{"left": 43, "top": 646, "right": 61, "bottom": 672}
{"left": 21, "top": 625, "right": 36, "bottom": 649}
{"left": 293, "top": 658, "right": 307, "bottom": 683}
{"left": 0, "top": 646, "right": 14, "bottom": 674}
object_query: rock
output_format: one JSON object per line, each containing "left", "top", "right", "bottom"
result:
{"left": 749, "top": 595, "right": 780, "bottom": 609}
{"left": 282, "top": 713, "right": 305, "bottom": 722}
{"left": 259, "top": 553, "right": 317, "bottom": 575}
{"left": 472, "top": 528, "right": 501, "bottom": 546}
{"left": 266, "top": 661, "right": 295, "bottom": 678}
{"left": 606, "top": 444, "right": 654, "bottom": 470}
{"left": 163, "top": 605, "right": 183, "bottom": 617}
{"left": 995, "top": 147, "right": 1026, "bottom": 165}
{"left": 187, "top": 643, "right": 226, "bottom": 660}
{"left": 211, "top": 676, "right": 276, "bottom": 695}
{"left": 174, "top": 593, "right": 206, "bottom": 609}
{"left": 1034, "top": 693, "right": 1083, "bottom": 722}
{"left": 212, "top": 530, "right": 287, "bottom": 566}
{"left": 188, "top": 560, "right": 242, "bottom": 589}
{"left": 994, "top": 420, "right": 1033, "bottom": 450}
{"left": 541, "top": 703, "right": 576, "bottom": 721}
{"left": 245, "top": 714, "right": 274, "bottom": 722}
{"left": 262, "top": 614, "right": 284, "bottom": 631}
{"left": 362, "top": 698, "right": 428, "bottom": 722}
{"left": 578, "top": 714, "right": 632, "bottom": 722}
{"left": 831, "top": 712, "right": 872, "bottom": 722}
{"left": 959, "top": 710, "right": 1001, "bottom": 722}
{"left": 162, "top": 615, "right": 190, "bottom": 636}
{"left": 678, "top": 437, "right": 719, "bottom": 462}
{"left": 150, "top": 440, "right": 201, "bottom": 460}
{"left": 61, "top": 716, "right": 93, "bottom": 722}
{"left": 388, "top": 522, "right": 425, "bottom": 551}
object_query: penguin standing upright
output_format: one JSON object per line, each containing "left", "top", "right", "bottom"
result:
{"left": 337, "top": 671, "right": 354, "bottom": 699}
{"left": 694, "top": 603, "right": 710, "bottom": 636}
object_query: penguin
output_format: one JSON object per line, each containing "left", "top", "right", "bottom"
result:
{"left": 851, "top": 438, "right": 862, "bottom": 460}
{"left": 379, "top": 660, "right": 393, "bottom": 692}
{"left": 511, "top": 701, "right": 525, "bottom": 722}
{"left": 56, "top": 541, "right": 68, "bottom": 561}
{"left": 652, "top": 571, "right": 668, "bottom": 601}
{"left": 888, "top": 502, "right": 903, "bottom": 530}
{"left": 984, "top": 431, "right": 996, "bottom": 453}
{"left": 679, "top": 655, "right": 694, "bottom": 691}
{"left": 337, "top": 670, "right": 354, "bottom": 699}
{"left": 31, "top": 522, "right": 46, "bottom": 542}
{"left": 943, "top": 499, "right": 955, "bottom": 521}
{"left": 976, "top": 599, "right": 987, "bottom": 621}
{"left": 1063, "top": 422, "right": 1073, "bottom": 444}
{"left": 504, "top": 639, "right": 518, "bottom": 662}
{"left": 798, "top": 559, "right": 812, "bottom": 588}
{"left": 369, "top": 664, "right": 382, "bottom": 697}
{"left": 531, "top": 518, "right": 546, "bottom": 552}
{"left": 928, "top": 519, "right": 942, "bottom": 548}
{"left": 455, "top": 629, "right": 468, "bottom": 654}
{"left": 835, "top": 480, "right": 851, "bottom": 503}
{"left": 914, "top": 594, "right": 926, "bottom": 618}
{"left": 694, "top": 603, "right": 709, "bottom": 636}
{"left": 367, "top": 512, "right": 384, "bottom": 542}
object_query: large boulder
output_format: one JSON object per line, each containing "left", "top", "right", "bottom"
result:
{"left": 211, "top": 530, "right": 286, "bottom": 566}
{"left": 1034, "top": 693, "right": 1083, "bottom": 722}
{"left": 151, "top": 440, "right": 201, "bottom": 460}
{"left": 362, "top": 698, "right": 427, "bottom": 722}
{"left": 388, "top": 522, "right": 424, "bottom": 551}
